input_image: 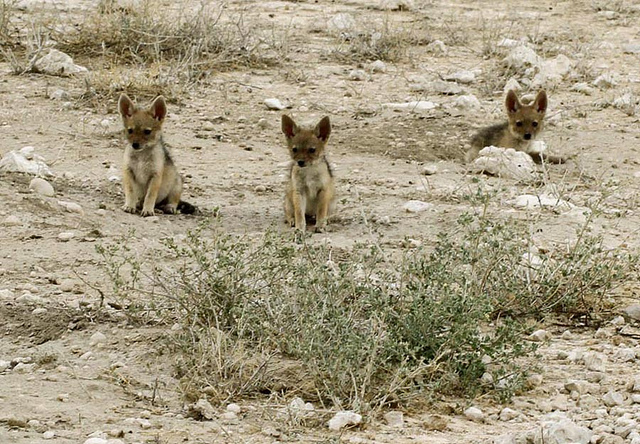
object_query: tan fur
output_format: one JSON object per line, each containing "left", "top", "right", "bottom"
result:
{"left": 467, "top": 90, "right": 565, "bottom": 164}
{"left": 282, "top": 115, "right": 336, "bottom": 233}
{"left": 118, "top": 94, "right": 193, "bottom": 217}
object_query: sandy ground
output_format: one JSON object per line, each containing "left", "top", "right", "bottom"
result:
{"left": 2, "top": 0, "right": 640, "bottom": 442}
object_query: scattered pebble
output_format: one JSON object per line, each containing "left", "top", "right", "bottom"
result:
{"left": 58, "top": 231, "right": 75, "bottom": 242}
{"left": 29, "top": 178, "right": 55, "bottom": 197}
{"left": 328, "top": 411, "right": 362, "bottom": 431}
{"left": 463, "top": 407, "right": 484, "bottom": 422}
{"left": 349, "top": 69, "right": 367, "bottom": 81}
{"left": 90, "top": 331, "right": 107, "bottom": 346}
{"left": 264, "top": 98, "right": 285, "bottom": 110}
{"left": 403, "top": 200, "right": 433, "bottom": 213}
{"left": 383, "top": 411, "right": 404, "bottom": 428}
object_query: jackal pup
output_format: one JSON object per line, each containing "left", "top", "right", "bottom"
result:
{"left": 467, "top": 89, "right": 564, "bottom": 164}
{"left": 117, "top": 93, "right": 195, "bottom": 216}
{"left": 281, "top": 115, "right": 336, "bottom": 233}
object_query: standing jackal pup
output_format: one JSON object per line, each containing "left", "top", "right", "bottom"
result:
{"left": 117, "top": 94, "right": 195, "bottom": 217}
{"left": 467, "top": 89, "right": 565, "bottom": 164}
{"left": 281, "top": 115, "right": 336, "bottom": 233}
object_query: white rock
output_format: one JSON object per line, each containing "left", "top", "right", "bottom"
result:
{"left": 58, "top": 232, "right": 75, "bottom": 242}
{"left": 612, "top": 315, "right": 627, "bottom": 326}
{"left": 603, "top": 391, "right": 625, "bottom": 407}
{"left": 328, "top": 411, "right": 362, "bottom": 431}
{"left": 34, "top": 49, "right": 88, "bottom": 76}
{"left": 622, "top": 304, "right": 640, "bottom": 321}
{"left": 422, "top": 164, "right": 437, "bottom": 175}
{"left": 382, "top": 101, "right": 437, "bottom": 112}
{"left": 59, "top": 279, "right": 76, "bottom": 292}
{"left": 513, "top": 194, "right": 574, "bottom": 212}
{"left": 584, "top": 352, "right": 607, "bottom": 372}
{"left": 49, "top": 89, "right": 70, "bottom": 100}
{"left": 12, "top": 362, "right": 35, "bottom": 373}
{"left": 220, "top": 411, "right": 238, "bottom": 423}
{"left": 0, "top": 360, "right": 10, "bottom": 372}
{"left": 426, "top": 39, "right": 447, "bottom": 54}
{"left": 504, "top": 78, "right": 522, "bottom": 92}
{"left": 499, "top": 408, "right": 519, "bottom": 421}
{"left": 16, "top": 291, "right": 44, "bottom": 304}
{"left": 32, "top": 307, "right": 48, "bottom": 315}
{"left": 58, "top": 200, "right": 84, "bottom": 214}
{"left": 29, "top": 178, "right": 55, "bottom": 196}
{"left": 453, "top": 94, "right": 481, "bottom": 109}
{"left": 264, "top": 98, "right": 285, "bottom": 110}
{"left": 327, "top": 13, "right": 356, "bottom": 33}
{"left": 529, "top": 140, "right": 547, "bottom": 155}
{"left": 226, "top": 403, "right": 241, "bottom": 414}
{"left": 254, "top": 185, "right": 266, "bottom": 193}
{"left": 504, "top": 45, "right": 541, "bottom": 71}
{"left": 89, "top": 332, "right": 107, "bottom": 346}
{"left": 480, "top": 372, "right": 494, "bottom": 384}
{"left": 3, "top": 215, "right": 21, "bottom": 226}
{"left": 623, "top": 44, "right": 640, "bottom": 54}
{"left": 529, "top": 329, "right": 551, "bottom": 342}
{"left": 614, "top": 348, "right": 636, "bottom": 362}
{"left": 43, "top": 431, "right": 55, "bottom": 439}
{"left": 593, "top": 73, "right": 618, "bottom": 89}
{"left": 463, "top": 407, "right": 484, "bottom": 422}
{"left": 378, "top": 0, "right": 413, "bottom": 10}
{"left": 349, "top": 69, "right": 367, "bottom": 81}
{"left": 383, "top": 411, "right": 404, "bottom": 428}
{"left": 189, "top": 398, "right": 215, "bottom": 420}
{"left": 403, "top": 200, "right": 432, "bottom": 213}
{"left": 536, "top": 419, "right": 593, "bottom": 444}
{"left": 571, "top": 82, "right": 595, "bottom": 95}
{"left": 369, "top": 60, "right": 386, "bottom": 73}
{"left": 533, "top": 54, "right": 573, "bottom": 87}
{"left": 83, "top": 439, "right": 108, "bottom": 444}
{"left": 444, "top": 70, "right": 476, "bottom": 84}
{"left": 472, "top": 146, "right": 536, "bottom": 181}
{"left": 0, "top": 149, "right": 53, "bottom": 176}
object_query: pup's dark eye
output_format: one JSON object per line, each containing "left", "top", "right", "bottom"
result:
{"left": 144, "top": 129, "right": 152, "bottom": 135}
{"left": 309, "top": 148, "right": 316, "bottom": 153}
{"left": 292, "top": 147, "right": 298, "bottom": 153}
{"left": 516, "top": 121, "right": 523, "bottom": 127}
{"left": 532, "top": 121, "right": 538, "bottom": 127}
{"left": 127, "top": 128, "right": 133, "bottom": 134}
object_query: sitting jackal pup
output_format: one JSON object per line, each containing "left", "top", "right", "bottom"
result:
{"left": 466, "top": 89, "right": 565, "bottom": 164}
{"left": 117, "top": 93, "right": 195, "bottom": 216}
{"left": 281, "top": 115, "right": 336, "bottom": 233}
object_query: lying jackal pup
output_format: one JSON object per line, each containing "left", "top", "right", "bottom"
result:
{"left": 117, "top": 94, "right": 195, "bottom": 216}
{"left": 467, "top": 89, "right": 565, "bottom": 164}
{"left": 281, "top": 115, "right": 336, "bottom": 233}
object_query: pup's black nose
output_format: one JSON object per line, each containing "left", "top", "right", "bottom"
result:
{"left": 523, "top": 133, "right": 532, "bottom": 140}
{"left": 297, "top": 160, "right": 305, "bottom": 167}
{"left": 132, "top": 142, "right": 140, "bottom": 149}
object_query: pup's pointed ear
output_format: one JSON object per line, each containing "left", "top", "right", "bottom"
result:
{"left": 150, "top": 96, "right": 167, "bottom": 121}
{"left": 505, "top": 90, "right": 521, "bottom": 114}
{"left": 118, "top": 93, "right": 135, "bottom": 118}
{"left": 314, "top": 116, "right": 331, "bottom": 142}
{"left": 281, "top": 115, "right": 298, "bottom": 139}
{"left": 533, "top": 90, "right": 548, "bottom": 113}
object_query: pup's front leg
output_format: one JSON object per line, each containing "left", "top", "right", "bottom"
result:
{"left": 141, "top": 174, "right": 162, "bottom": 217}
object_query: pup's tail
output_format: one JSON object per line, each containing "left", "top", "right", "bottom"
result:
{"left": 178, "top": 200, "right": 197, "bottom": 215}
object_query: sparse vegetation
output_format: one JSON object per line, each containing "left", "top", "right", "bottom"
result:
{"left": 98, "top": 196, "right": 637, "bottom": 412}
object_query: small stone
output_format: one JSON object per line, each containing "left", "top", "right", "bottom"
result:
{"left": 221, "top": 411, "right": 238, "bottom": 423}
{"left": 58, "top": 200, "right": 84, "bottom": 215}
{"left": 83, "top": 439, "right": 108, "bottom": 444}
{"left": 227, "top": 403, "right": 241, "bottom": 414}
{"left": 3, "top": 215, "right": 21, "bottom": 226}
{"left": 264, "top": 98, "right": 285, "bottom": 110}
{"left": 527, "top": 374, "right": 543, "bottom": 387}
{"left": 603, "top": 390, "right": 625, "bottom": 407}
{"left": 12, "top": 362, "right": 35, "bottom": 373}
{"left": 328, "top": 411, "right": 362, "bottom": 431}
{"left": 499, "top": 408, "right": 519, "bottom": 421}
{"left": 349, "top": 69, "right": 367, "bottom": 81}
{"left": 561, "top": 330, "right": 574, "bottom": 339}
{"left": 593, "top": 73, "right": 617, "bottom": 89}
{"left": 403, "top": 200, "right": 433, "bottom": 213}
{"left": 187, "top": 398, "right": 216, "bottom": 420}
{"left": 257, "top": 118, "right": 270, "bottom": 129}
{"left": 622, "top": 304, "right": 640, "bottom": 322}
{"left": 58, "top": 231, "right": 75, "bottom": 242}
{"left": 89, "top": 332, "right": 107, "bottom": 346}
{"left": 463, "top": 407, "right": 484, "bottom": 422}
{"left": 529, "top": 329, "right": 551, "bottom": 342}
{"left": 59, "top": 279, "right": 76, "bottom": 292}
{"left": 480, "top": 372, "right": 494, "bottom": 384}
{"left": 610, "top": 316, "right": 625, "bottom": 326}
{"left": 565, "top": 379, "right": 586, "bottom": 394}
{"left": 383, "top": 411, "right": 404, "bottom": 428}
{"left": 32, "top": 307, "right": 48, "bottom": 315}
{"left": 29, "top": 178, "right": 55, "bottom": 197}
{"left": 43, "top": 431, "right": 55, "bottom": 439}
{"left": 57, "top": 393, "right": 70, "bottom": 402}
{"left": 584, "top": 352, "right": 607, "bottom": 372}
{"left": 369, "top": 60, "right": 386, "bottom": 73}
{"left": 422, "top": 165, "right": 437, "bottom": 175}
{"left": 254, "top": 185, "right": 267, "bottom": 193}
{"left": 614, "top": 348, "right": 636, "bottom": 362}
{"left": 423, "top": 415, "right": 448, "bottom": 431}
